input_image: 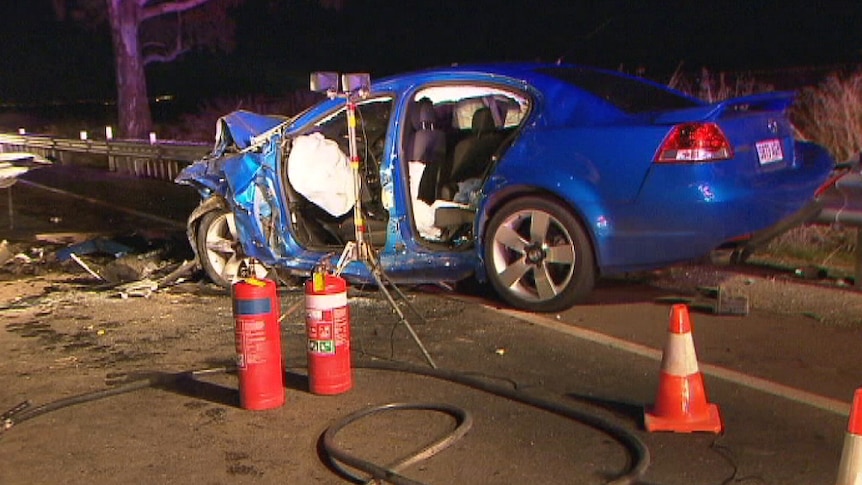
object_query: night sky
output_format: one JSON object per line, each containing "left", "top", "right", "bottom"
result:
{"left": 1, "top": 0, "right": 861, "bottom": 106}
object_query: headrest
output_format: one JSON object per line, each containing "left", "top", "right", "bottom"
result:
{"left": 411, "top": 99, "right": 437, "bottom": 131}
{"left": 471, "top": 107, "right": 496, "bottom": 135}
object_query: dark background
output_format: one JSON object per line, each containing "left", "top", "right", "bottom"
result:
{"left": 1, "top": 0, "right": 861, "bottom": 108}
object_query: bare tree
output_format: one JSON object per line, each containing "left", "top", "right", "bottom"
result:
{"left": 54, "top": 0, "right": 345, "bottom": 139}
{"left": 51, "top": 0, "right": 243, "bottom": 138}
{"left": 108, "top": 0, "right": 246, "bottom": 138}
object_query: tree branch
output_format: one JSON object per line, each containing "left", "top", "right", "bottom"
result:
{"left": 143, "top": 45, "right": 192, "bottom": 64}
{"left": 141, "top": 0, "right": 211, "bottom": 21}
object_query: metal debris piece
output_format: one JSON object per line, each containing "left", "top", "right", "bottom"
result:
{"left": 657, "top": 285, "right": 749, "bottom": 316}
{"left": 56, "top": 237, "right": 133, "bottom": 262}
{"left": 716, "top": 287, "right": 750, "bottom": 315}
{"left": 36, "top": 232, "right": 106, "bottom": 245}
{"left": 68, "top": 252, "right": 105, "bottom": 280}
{"left": 117, "top": 279, "right": 159, "bottom": 298}
{"left": 155, "top": 259, "right": 197, "bottom": 286}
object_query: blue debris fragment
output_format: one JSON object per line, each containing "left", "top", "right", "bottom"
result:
{"left": 56, "top": 237, "right": 133, "bottom": 262}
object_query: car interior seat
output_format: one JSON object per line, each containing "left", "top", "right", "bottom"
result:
{"left": 440, "top": 107, "right": 504, "bottom": 200}
{"left": 407, "top": 98, "right": 446, "bottom": 204}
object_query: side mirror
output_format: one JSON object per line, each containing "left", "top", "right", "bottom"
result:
{"left": 310, "top": 72, "right": 339, "bottom": 93}
{"left": 341, "top": 73, "right": 371, "bottom": 93}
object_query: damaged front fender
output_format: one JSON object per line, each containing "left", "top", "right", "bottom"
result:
{"left": 175, "top": 110, "right": 288, "bottom": 196}
{"left": 175, "top": 110, "right": 292, "bottom": 269}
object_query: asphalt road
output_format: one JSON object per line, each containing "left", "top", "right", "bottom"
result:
{"left": 1, "top": 166, "right": 861, "bottom": 484}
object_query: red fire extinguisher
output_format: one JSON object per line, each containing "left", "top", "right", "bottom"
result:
{"left": 232, "top": 277, "right": 285, "bottom": 410}
{"left": 305, "top": 270, "right": 352, "bottom": 395}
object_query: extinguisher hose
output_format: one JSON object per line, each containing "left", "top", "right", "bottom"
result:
{"left": 341, "top": 358, "right": 650, "bottom": 485}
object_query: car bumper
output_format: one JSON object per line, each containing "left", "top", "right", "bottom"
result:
{"left": 595, "top": 141, "right": 834, "bottom": 273}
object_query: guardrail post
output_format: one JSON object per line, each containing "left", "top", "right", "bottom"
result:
{"left": 855, "top": 228, "right": 861, "bottom": 289}
{"left": 107, "top": 141, "right": 115, "bottom": 172}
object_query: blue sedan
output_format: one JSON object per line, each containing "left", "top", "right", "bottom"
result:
{"left": 176, "top": 63, "right": 833, "bottom": 312}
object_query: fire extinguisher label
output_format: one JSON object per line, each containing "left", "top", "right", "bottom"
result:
{"left": 306, "top": 305, "right": 348, "bottom": 355}
{"left": 235, "top": 318, "right": 270, "bottom": 368}
{"left": 233, "top": 297, "right": 272, "bottom": 315}
{"left": 308, "top": 339, "right": 335, "bottom": 354}
{"left": 308, "top": 322, "right": 333, "bottom": 339}
{"left": 333, "top": 306, "right": 349, "bottom": 345}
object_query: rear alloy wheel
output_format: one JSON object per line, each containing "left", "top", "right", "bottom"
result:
{"left": 484, "top": 196, "right": 595, "bottom": 312}
{"left": 196, "top": 209, "right": 267, "bottom": 288}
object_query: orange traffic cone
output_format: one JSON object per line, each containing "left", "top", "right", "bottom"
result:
{"left": 835, "top": 389, "right": 862, "bottom": 485}
{"left": 644, "top": 304, "right": 723, "bottom": 433}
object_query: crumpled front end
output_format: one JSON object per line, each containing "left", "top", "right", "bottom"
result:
{"left": 175, "top": 110, "right": 291, "bottom": 267}
{"left": 176, "top": 110, "right": 288, "bottom": 197}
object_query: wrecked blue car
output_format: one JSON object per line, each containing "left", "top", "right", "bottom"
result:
{"left": 176, "top": 63, "right": 834, "bottom": 312}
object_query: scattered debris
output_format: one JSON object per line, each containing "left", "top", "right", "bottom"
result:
{"left": 656, "top": 285, "right": 750, "bottom": 316}
{"left": 56, "top": 237, "right": 133, "bottom": 262}
{"left": 155, "top": 259, "right": 198, "bottom": 286}
{"left": 117, "top": 279, "right": 159, "bottom": 299}
{"left": 716, "top": 288, "right": 749, "bottom": 315}
{"left": 100, "top": 252, "right": 161, "bottom": 284}
{"left": 36, "top": 233, "right": 106, "bottom": 245}
{"left": 1, "top": 231, "right": 202, "bottom": 303}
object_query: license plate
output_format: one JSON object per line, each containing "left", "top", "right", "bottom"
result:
{"left": 756, "top": 139, "right": 783, "bottom": 165}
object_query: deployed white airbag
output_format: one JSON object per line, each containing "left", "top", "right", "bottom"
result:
{"left": 287, "top": 133, "right": 355, "bottom": 217}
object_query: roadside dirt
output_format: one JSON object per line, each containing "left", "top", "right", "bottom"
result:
{"left": 649, "top": 257, "right": 862, "bottom": 327}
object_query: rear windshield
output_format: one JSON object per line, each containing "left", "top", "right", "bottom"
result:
{"left": 536, "top": 67, "right": 700, "bottom": 114}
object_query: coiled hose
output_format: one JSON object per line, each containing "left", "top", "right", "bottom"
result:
{"left": 348, "top": 359, "right": 650, "bottom": 485}
{"left": 322, "top": 402, "right": 474, "bottom": 485}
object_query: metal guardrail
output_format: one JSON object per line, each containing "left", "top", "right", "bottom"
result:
{"left": 0, "top": 133, "right": 210, "bottom": 181}
{"left": 815, "top": 169, "right": 862, "bottom": 287}
{"left": 731, "top": 165, "right": 862, "bottom": 288}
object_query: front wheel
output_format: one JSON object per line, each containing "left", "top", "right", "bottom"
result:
{"left": 483, "top": 196, "right": 595, "bottom": 312}
{"left": 196, "top": 209, "right": 267, "bottom": 288}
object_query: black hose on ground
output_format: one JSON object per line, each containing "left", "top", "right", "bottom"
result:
{"left": 3, "top": 367, "right": 230, "bottom": 430}
{"left": 350, "top": 359, "right": 650, "bottom": 485}
{"left": 322, "top": 402, "right": 473, "bottom": 485}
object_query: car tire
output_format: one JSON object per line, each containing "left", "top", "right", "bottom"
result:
{"left": 196, "top": 209, "right": 267, "bottom": 288}
{"left": 483, "top": 196, "right": 595, "bottom": 312}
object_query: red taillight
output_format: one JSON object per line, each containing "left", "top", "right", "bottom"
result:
{"left": 655, "top": 122, "right": 733, "bottom": 162}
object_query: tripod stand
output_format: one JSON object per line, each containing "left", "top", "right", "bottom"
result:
{"left": 330, "top": 92, "right": 437, "bottom": 369}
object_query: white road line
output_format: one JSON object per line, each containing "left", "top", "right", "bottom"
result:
{"left": 489, "top": 306, "right": 852, "bottom": 417}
